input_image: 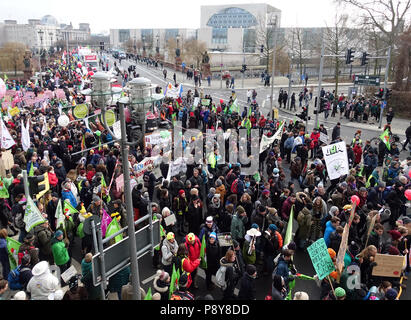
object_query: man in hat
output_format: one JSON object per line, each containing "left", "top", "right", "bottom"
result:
{"left": 263, "top": 224, "right": 283, "bottom": 276}
{"left": 199, "top": 216, "right": 220, "bottom": 244}
{"left": 237, "top": 265, "right": 257, "bottom": 300}
{"left": 170, "top": 273, "right": 195, "bottom": 300}
{"left": 51, "top": 229, "right": 71, "bottom": 274}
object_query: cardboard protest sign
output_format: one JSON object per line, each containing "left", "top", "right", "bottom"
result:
{"left": 320, "top": 132, "right": 329, "bottom": 144}
{"left": 307, "top": 238, "right": 335, "bottom": 280}
{"left": 372, "top": 254, "right": 405, "bottom": 278}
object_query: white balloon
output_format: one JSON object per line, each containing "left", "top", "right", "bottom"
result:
{"left": 58, "top": 115, "right": 70, "bottom": 127}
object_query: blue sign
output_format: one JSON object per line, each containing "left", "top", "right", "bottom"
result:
{"left": 381, "top": 101, "right": 386, "bottom": 109}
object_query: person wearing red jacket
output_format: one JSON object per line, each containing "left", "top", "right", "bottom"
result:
{"left": 184, "top": 233, "right": 202, "bottom": 289}
{"left": 259, "top": 116, "right": 266, "bottom": 128}
{"left": 47, "top": 166, "right": 59, "bottom": 191}
{"left": 175, "top": 242, "right": 200, "bottom": 289}
{"left": 353, "top": 143, "right": 363, "bottom": 166}
{"left": 310, "top": 128, "right": 321, "bottom": 159}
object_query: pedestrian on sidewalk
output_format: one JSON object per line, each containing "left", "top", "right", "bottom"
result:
{"left": 207, "top": 75, "right": 211, "bottom": 87}
{"left": 163, "top": 69, "right": 167, "bottom": 80}
{"left": 386, "top": 107, "right": 395, "bottom": 124}
{"left": 173, "top": 73, "right": 177, "bottom": 86}
{"left": 230, "top": 76, "right": 235, "bottom": 89}
{"left": 247, "top": 89, "right": 252, "bottom": 104}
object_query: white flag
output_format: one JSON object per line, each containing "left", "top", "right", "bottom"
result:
{"left": 55, "top": 199, "right": 65, "bottom": 231}
{"left": 24, "top": 195, "right": 46, "bottom": 232}
{"left": 21, "top": 119, "right": 30, "bottom": 152}
{"left": 41, "top": 117, "right": 47, "bottom": 136}
{"left": 0, "top": 120, "right": 16, "bottom": 149}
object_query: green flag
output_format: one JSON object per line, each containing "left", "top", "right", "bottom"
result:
{"left": 106, "top": 217, "right": 123, "bottom": 243}
{"left": 286, "top": 279, "right": 296, "bottom": 300}
{"left": 6, "top": 237, "right": 21, "bottom": 270}
{"left": 29, "top": 162, "right": 34, "bottom": 177}
{"left": 55, "top": 199, "right": 65, "bottom": 231}
{"left": 169, "top": 264, "right": 178, "bottom": 299}
{"left": 253, "top": 172, "right": 261, "bottom": 183}
{"left": 296, "top": 273, "right": 315, "bottom": 281}
{"left": 144, "top": 287, "right": 152, "bottom": 300}
{"left": 230, "top": 99, "right": 240, "bottom": 114}
{"left": 24, "top": 196, "right": 46, "bottom": 232}
{"left": 0, "top": 178, "right": 9, "bottom": 199}
{"left": 284, "top": 205, "right": 294, "bottom": 246}
{"left": 64, "top": 199, "right": 79, "bottom": 217}
{"left": 101, "top": 176, "right": 111, "bottom": 203}
{"left": 200, "top": 235, "right": 207, "bottom": 269}
{"left": 3, "top": 74, "right": 8, "bottom": 81}
{"left": 379, "top": 128, "right": 391, "bottom": 150}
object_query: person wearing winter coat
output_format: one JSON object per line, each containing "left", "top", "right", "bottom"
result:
{"left": 174, "top": 243, "right": 200, "bottom": 289}
{"left": 231, "top": 206, "right": 248, "bottom": 248}
{"left": 153, "top": 270, "right": 170, "bottom": 301}
{"left": 242, "top": 230, "right": 257, "bottom": 266}
{"left": 161, "top": 232, "right": 179, "bottom": 275}
{"left": 184, "top": 233, "right": 202, "bottom": 288}
{"left": 310, "top": 196, "right": 327, "bottom": 241}
{"left": 262, "top": 224, "right": 283, "bottom": 275}
{"left": 324, "top": 217, "right": 341, "bottom": 247}
{"left": 238, "top": 264, "right": 257, "bottom": 300}
{"left": 296, "top": 205, "right": 312, "bottom": 249}
{"left": 199, "top": 216, "right": 220, "bottom": 244}
{"left": 219, "top": 249, "right": 242, "bottom": 300}
{"left": 61, "top": 181, "right": 78, "bottom": 209}
{"left": 26, "top": 261, "right": 61, "bottom": 300}
{"left": 273, "top": 249, "right": 295, "bottom": 291}
{"left": 108, "top": 266, "right": 130, "bottom": 300}
{"left": 271, "top": 274, "right": 287, "bottom": 300}
{"left": 51, "top": 230, "right": 71, "bottom": 274}
{"left": 205, "top": 232, "right": 221, "bottom": 290}
{"left": 33, "top": 221, "right": 54, "bottom": 264}
{"left": 328, "top": 226, "right": 344, "bottom": 254}
{"left": 281, "top": 194, "right": 296, "bottom": 221}
{"left": 187, "top": 195, "right": 203, "bottom": 236}
{"left": 81, "top": 253, "right": 102, "bottom": 300}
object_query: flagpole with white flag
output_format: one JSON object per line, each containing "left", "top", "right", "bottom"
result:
{"left": 21, "top": 119, "right": 30, "bottom": 152}
{"left": 0, "top": 120, "right": 16, "bottom": 149}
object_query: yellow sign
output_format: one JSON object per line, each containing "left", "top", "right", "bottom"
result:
{"left": 273, "top": 108, "right": 279, "bottom": 120}
{"left": 36, "top": 172, "right": 50, "bottom": 200}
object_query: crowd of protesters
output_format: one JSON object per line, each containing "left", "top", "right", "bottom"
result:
{"left": 0, "top": 49, "right": 409, "bottom": 302}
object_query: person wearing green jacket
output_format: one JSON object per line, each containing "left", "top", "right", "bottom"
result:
{"left": 81, "top": 253, "right": 102, "bottom": 300}
{"left": 51, "top": 230, "right": 71, "bottom": 274}
{"left": 230, "top": 206, "right": 248, "bottom": 248}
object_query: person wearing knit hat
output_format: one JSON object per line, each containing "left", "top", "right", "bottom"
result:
{"left": 153, "top": 270, "right": 170, "bottom": 300}
{"left": 334, "top": 287, "right": 346, "bottom": 300}
{"left": 152, "top": 292, "right": 161, "bottom": 300}
{"left": 293, "top": 291, "right": 309, "bottom": 300}
{"left": 51, "top": 229, "right": 71, "bottom": 274}
{"left": 161, "top": 232, "right": 178, "bottom": 275}
{"left": 237, "top": 264, "right": 257, "bottom": 300}
{"left": 251, "top": 223, "right": 259, "bottom": 230}
{"left": 388, "top": 230, "right": 402, "bottom": 242}
{"left": 385, "top": 288, "right": 398, "bottom": 300}
{"left": 328, "top": 248, "right": 337, "bottom": 260}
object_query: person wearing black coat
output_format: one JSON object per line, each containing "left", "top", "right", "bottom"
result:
{"left": 79, "top": 180, "right": 93, "bottom": 210}
{"left": 205, "top": 234, "right": 221, "bottom": 290}
{"left": 238, "top": 265, "right": 257, "bottom": 300}
{"left": 385, "top": 182, "right": 404, "bottom": 228}
{"left": 367, "top": 184, "right": 385, "bottom": 210}
{"left": 332, "top": 123, "right": 341, "bottom": 141}
{"left": 187, "top": 196, "right": 203, "bottom": 236}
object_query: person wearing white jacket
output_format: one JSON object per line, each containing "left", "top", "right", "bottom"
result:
{"left": 161, "top": 232, "right": 178, "bottom": 275}
{"left": 26, "top": 261, "right": 61, "bottom": 300}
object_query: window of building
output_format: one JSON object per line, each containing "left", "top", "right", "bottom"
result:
{"left": 119, "top": 29, "right": 130, "bottom": 43}
{"left": 212, "top": 28, "right": 228, "bottom": 44}
{"left": 207, "top": 7, "right": 257, "bottom": 28}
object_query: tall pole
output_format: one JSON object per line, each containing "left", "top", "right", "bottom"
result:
{"left": 220, "top": 51, "right": 223, "bottom": 89}
{"left": 315, "top": 37, "right": 325, "bottom": 131}
{"left": 287, "top": 32, "right": 295, "bottom": 109}
{"left": 119, "top": 102, "right": 141, "bottom": 300}
{"left": 378, "top": 46, "right": 392, "bottom": 130}
{"left": 269, "top": 18, "right": 278, "bottom": 114}
{"left": 242, "top": 28, "right": 245, "bottom": 89}
{"left": 22, "top": 170, "right": 30, "bottom": 200}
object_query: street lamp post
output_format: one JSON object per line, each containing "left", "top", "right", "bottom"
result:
{"left": 269, "top": 16, "right": 278, "bottom": 117}
{"left": 37, "top": 29, "right": 44, "bottom": 73}
{"left": 142, "top": 36, "right": 146, "bottom": 57}
{"left": 156, "top": 34, "right": 160, "bottom": 55}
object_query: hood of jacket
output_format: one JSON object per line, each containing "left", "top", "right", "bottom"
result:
{"left": 153, "top": 276, "right": 169, "bottom": 293}
{"left": 219, "top": 257, "right": 234, "bottom": 268}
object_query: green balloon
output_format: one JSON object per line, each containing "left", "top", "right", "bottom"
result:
{"left": 95, "top": 130, "right": 101, "bottom": 137}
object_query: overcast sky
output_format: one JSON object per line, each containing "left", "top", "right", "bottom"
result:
{"left": 1, "top": 0, "right": 352, "bottom": 34}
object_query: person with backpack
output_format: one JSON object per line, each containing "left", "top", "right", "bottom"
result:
{"left": 262, "top": 224, "right": 283, "bottom": 276}
{"left": 231, "top": 175, "right": 245, "bottom": 198}
{"left": 217, "top": 249, "right": 241, "bottom": 300}
{"left": 174, "top": 243, "right": 200, "bottom": 290}
{"left": 18, "top": 234, "right": 39, "bottom": 269}
{"left": 33, "top": 220, "right": 54, "bottom": 265}
{"left": 144, "top": 165, "right": 157, "bottom": 201}
{"left": 270, "top": 274, "right": 287, "bottom": 300}
{"left": 16, "top": 254, "right": 32, "bottom": 291}
{"left": 170, "top": 273, "right": 195, "bottom": 300}
{"left": 0, "top": 229, "right": 10, "bottom": 279}
{"left": 272, "top": 249, "right": 295, "bottom": 293}
{"left": 153, "top": 269, "right": 170, "bottom": 301}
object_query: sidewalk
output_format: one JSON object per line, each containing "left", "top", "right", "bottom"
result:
{"left": 279, "top": 104, "right": 408, "bottom": 136}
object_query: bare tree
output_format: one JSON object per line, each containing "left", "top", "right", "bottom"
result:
{"left": 393, "top": 26, "right": 411, "bottom": 90}
{"left": 337, "top": 0, "right": 411, "bottom": 78}
{"left": 183, "top": 39, "right": 208, "bottom": 69}
{"left": 0, "top": 42, "right": 28, "bottom": 75}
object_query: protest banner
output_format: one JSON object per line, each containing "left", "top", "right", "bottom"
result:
{"left": 260, "top": 122, "right": 284, "bottom": 154}
{"left": 24, "top": 195, "right": 46, "bottom": 232}
{"left": 144, "top": 130, "right": 172, "bottom": 149}
{"left": 320, "top": 132, "right": 329, "bottom": 144}
{"left": 365, "top": 213, "right": 378, "bottom": 247}
{"left": 164, "top": 214, "right": 177, "bottom": 227}
{"left": 372, "top": 254, "right": 405, "bottom": 278}
{"left": 307, "top": 238, "right": 336, "bottom": 280}
{"left": 322, "top": 141, "right": 349, "bottom": 180}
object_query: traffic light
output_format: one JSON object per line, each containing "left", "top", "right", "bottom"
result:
{"left": 260, "top": 45, "right": 264, "bottom": 53}
{"left": 346, "top": 48, "right": 355, "bottom": 64}
{"left": 241, "top": 64, "right": 247, "bottom": 73}
{"left": 99, "top": 41, "right": 104, "bottom": 50}
{"left": 385, "top": 89, "right": 392, "bottom": 100}
{"left": 28, "top": 175, "right": 46, "bottom": 198}
{"left": 361, "top": 52, "right": 370, "bottom": 66}
{"left": 376, "top": 88, "right": 384, "bottom": 98}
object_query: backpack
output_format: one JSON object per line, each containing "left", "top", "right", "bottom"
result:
{"left": 17, "top": 247, "right": 34, "bottom": 265}
{"left": 7, "top": 265, "right": 30, "bottom": 290}
{"left": 215, "top": 266, "right": 227, "bottom": 289}
{"left": 170, "top": 291, "right": 194, "bottom": 300}
{"left": 231, "top": 179, "right": 239, "bottom": 194}
{"left": 14, "top": 211, "right": 25, "bottom": 229}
